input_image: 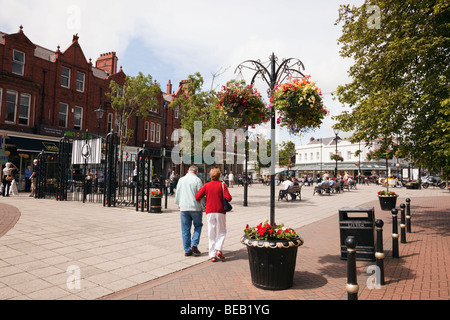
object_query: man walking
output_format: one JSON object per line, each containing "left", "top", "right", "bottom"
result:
{"left": 175, "top": 166, "right": 204, "bottom": 257}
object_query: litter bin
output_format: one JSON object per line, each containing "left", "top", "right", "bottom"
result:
{"left": 339, "top": 207, "right": 375, "bottom": 261}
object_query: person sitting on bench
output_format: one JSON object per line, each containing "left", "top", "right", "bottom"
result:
{"left": 282, "top": 177, "right": 296, "bottom": 200}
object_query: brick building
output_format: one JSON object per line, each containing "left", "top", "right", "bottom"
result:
{"left": 0, "top": 26, "right": 183, "bottom": 186}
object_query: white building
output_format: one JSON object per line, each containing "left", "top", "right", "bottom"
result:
{"left": 293, "top": 137, "right": 407, "bottom": 180}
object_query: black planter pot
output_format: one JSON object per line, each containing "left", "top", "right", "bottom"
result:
{"left": 378, "top": 196, "right": 398, "bottom": 211}
{"left": 150, "top": 197, "right": 162, "bottom": 213}
{"left": 240, "top": 236, "right": 304, "bottom": 290}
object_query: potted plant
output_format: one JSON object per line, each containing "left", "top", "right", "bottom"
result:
{"left": 330, "top": 154, "right": 344, "bottom": 162}
{"left": 405, "top": 180, "right": 420, "bottom": 189}
{"left": 377, "top": 190, "right": 399, "bottom": 211}
{"left": 150, "top": 189, "right": 162, "bottom": 213}
{"left": 271, "top": 76, "right": 327, "bottom": 135}
{"left": 241, "top": 220, "right": 304, "bottom": 290}
{"left": 216, "top": 80, "right": 269, "bottom": 127}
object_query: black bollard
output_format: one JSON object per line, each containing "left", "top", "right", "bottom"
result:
{"left": 391, "top": 209, "right": 399, "bottom": 258}
{"left": 375, "top": 219, "right": 385, "bottom": 286}
{"left": 400, "top": 204, "right": 407, "bottom": 244}
{"left": 406, "top": 198, "right": 411, "bottom": 233}
{"left": 345, "top": 236, "right": 359, "bottom": 300}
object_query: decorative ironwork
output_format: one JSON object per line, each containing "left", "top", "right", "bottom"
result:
{"left": 57, "top": 135, "right": 71, "bottom": 201}
{"left": 104, "top": 132, "right": 119, "bottom": 207}
{"left": 35, "top": 151, "right": 47, "bottom": 199}
{"left": 235, "top": 53, "right": 306, "bottom": 225}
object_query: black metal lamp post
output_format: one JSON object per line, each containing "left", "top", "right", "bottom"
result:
{"left": 334, "top": 128, "right": 340, "bottom": 179}
{"left": 94, "top": 106, "right": 106, "bottom": 137}
{"left": 235, "top": 53, "right": 305, "bottom": 226}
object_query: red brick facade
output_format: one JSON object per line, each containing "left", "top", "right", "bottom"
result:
{"left": 0, "top": 26, "right": 181, "bottom": 152}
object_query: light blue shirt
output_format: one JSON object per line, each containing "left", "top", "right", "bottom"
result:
{"left": 175, "top": 172, "right": 204, "bottom": 211}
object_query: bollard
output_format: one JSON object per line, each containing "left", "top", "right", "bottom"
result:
{"left": 391, "top": 209, "right": 399, "bottom": 258}
{"left": 345, "top": 236, "right": 359, "bottom": 300}
{"left": 375, "top": 219, "right": 385, "bottom": 286}
{"left": 400, "top": 204, "right": 407, "bottom": 244}
{"left": 406, "top": 198, "right": 411, "bottom": 233}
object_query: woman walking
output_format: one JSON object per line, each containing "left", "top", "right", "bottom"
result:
{"left": 2, "top": 162, "right": 18, "bottom": 197}
{"left": 195, "top": 168, "right": 232, "bottom": 262}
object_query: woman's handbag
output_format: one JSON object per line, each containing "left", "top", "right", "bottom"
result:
{"left": 5, "top": 175, "right": 14, "bottom": 182}
{"left": 222, "top": 183, "right": 232, "bottom": 212}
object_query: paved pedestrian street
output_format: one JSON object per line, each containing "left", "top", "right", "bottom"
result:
{"left": 0, "top": 183, "right": 448, "bottom": 302}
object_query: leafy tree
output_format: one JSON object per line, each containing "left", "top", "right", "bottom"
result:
{"left": 107, "top": 72, "right": 162, "bottom": 184}
{"left": 169, "top": 72, "right": 235, "bottom": 162}
{"left": 333, "top": 1, "right": 449, "bottom": 179}
{"left": 107, "top": 72, "right": 162, "bottom": 145}
{"left": 278, "top": 141, "right": 296, "bottom": 168}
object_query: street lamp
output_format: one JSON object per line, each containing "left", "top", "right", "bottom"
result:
{"left": 94, "top": 106, "right": 106, "bottom": 137}
{"left": 333, "top": 128, "right": 340, "bottom": 179}
{"left": 235, "top": 53, "right": 305, "bottom": 226}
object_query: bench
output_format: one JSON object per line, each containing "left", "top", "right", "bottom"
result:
{"left": 278, "top": 185, "right": 302, "bottom": 201}
{"left": 314, "top": 182, "right": 331, "bottom": 196}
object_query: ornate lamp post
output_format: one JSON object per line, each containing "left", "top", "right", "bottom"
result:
{"left": 334, "top": 128, "right": 340, "bottom": 179}
{"left": 235, "top": 53, "right": 305, "bottom": 225}
{"left": 94, "top": 106, "right": 106, "bottom": 137}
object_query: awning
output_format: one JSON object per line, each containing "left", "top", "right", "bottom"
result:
{"left": 8, "top": 136, "right": 60, "bottom": 153}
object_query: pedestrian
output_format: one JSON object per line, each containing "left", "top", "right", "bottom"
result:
{"left": 195, "top": 168, "right": 232, "bottom": 262}
{"left": 25, "top": 165, "right": 32, "bottom": 192}
{"left": 175, "top": 165, "right": 204, "bottom": 257}
{"left": 229, "top": 171, "right": 234, "bottom": 188}
{"left": 29, "top": 159, "right": 38, "bottom": 197}
{"left": 2, "top": 162, "right": 18, "bottom": 197}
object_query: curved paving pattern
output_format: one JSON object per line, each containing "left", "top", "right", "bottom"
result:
{"left": 0, "top": 203, "right": 20, "bottom": 238}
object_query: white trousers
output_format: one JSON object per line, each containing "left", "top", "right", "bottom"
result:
{"left": 207, "top": 213, "right": 227, "bottom": 258}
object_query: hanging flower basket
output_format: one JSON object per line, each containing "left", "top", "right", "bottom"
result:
{"left": 330, "top": 154, "right": 344, "bottom": 162}
{"left": 271, "top": 76, "right": 327, "bottom": 135}
{"left": 217, "top": 81, "right": 269, "bottom": 127}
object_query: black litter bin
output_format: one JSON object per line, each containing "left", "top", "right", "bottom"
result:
{"left": 339, "top": 207, "right": 375, "bottom": 261}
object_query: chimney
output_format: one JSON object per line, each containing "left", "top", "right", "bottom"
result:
{"left": 95, "top": 52, "right": 118, "bottom": 75}
{"left": 167, "top": 80, "right": 173, "bottom": 94}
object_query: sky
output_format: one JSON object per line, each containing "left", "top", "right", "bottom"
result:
{"left": 0, "top": 0, "right": 364, "bottom": 146}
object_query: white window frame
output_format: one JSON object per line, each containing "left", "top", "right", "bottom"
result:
{"left": 107, "top": 113, "right": 113, "bottom": 133}
{"left": 175, "top": 106, "right": 179, "bottom": 119}
{"left": 144, "top": 121, "right": 149, "bottom": 141}
{"left": 12, "top": 49, "right": 25, "bottom": 76}
{"left": 5, "top": 90, "right": 18, "bottom": 123}
{"left": 150, "top": 122, "right": 155, "bottom": 142}
{"left": 114, "top": 114, "right": 121, "bottom": 134}
{"left": 18, "top": 93, "right": 31, "bottom": 126}
{"left": 156, "top": 124, "right": 161, "bottom": 143}
{"left": 59, "top": 102, "right": 68, "bottom": 127}
{"left": 76, "top": 71, "right": 85, "bottom": 92}
{"left": 74, "top": 106, "right": 83, "bottom": 131}
{"left": 173, "top": 129, "right": 179, "bottom": 146}
{"left": 61, "top": 66, "right": 71, "bottom": 88}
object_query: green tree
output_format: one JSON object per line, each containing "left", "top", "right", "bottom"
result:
{"left": 107, "top": 72, "right": 162, "bottom": 145}
{"left": 169, "top": 72, "right": 235, "bottom": 162}
{"left": 107, "top": 72, "right": 162, "bottom": 184}
{"left": 279, "top": 141, "right": 296, "bottom": 168}
{"left": 333, "top": 1, "right": 449, "bottom": 179}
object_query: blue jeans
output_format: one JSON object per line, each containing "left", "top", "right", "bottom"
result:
{"left": 180, "top": 211, "right": 203, "bottom": 253}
